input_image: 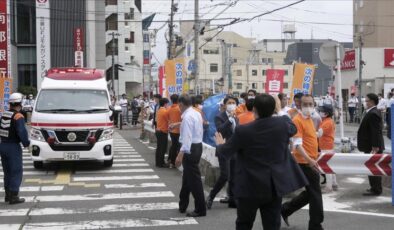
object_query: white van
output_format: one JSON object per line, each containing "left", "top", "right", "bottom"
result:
{"left": 30, "top": 68, "right": 114, "bottom": 169}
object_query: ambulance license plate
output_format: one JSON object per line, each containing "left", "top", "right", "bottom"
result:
{"left": 64, "top": 152, "right": 80, "bottom": 160}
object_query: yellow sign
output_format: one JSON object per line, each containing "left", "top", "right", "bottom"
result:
{"left": 0, "top": 77, "right": 12, "bottom": 114}
{"left": 289, "top": 63, "right": 316, "bottom": 105}
{"left": 164, "top": 58, "right": 186, "bottom": 97}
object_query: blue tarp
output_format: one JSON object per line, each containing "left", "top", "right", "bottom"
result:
{"left": 202, "top": 94, "right": 226, "bottom": 147}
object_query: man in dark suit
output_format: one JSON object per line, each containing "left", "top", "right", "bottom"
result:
{"left": 206, "top": 96, "right": 239, "bottom": 209}
{"left": 215, "top": 94, "right": 308, "bottom": 230}
{"left": 357, "top": 93, "right": 385, "bottom": 196}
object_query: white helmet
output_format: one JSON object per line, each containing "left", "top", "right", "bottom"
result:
{"left": 9, "top": 93, "right": 23, "bottom": 104}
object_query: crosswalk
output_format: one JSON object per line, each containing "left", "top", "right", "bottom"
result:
{"left": 0, "top": 133, "right": 198, "bottom": 229}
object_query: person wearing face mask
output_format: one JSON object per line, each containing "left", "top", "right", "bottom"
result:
{"left": 155, "top": 98, "right": 170, "bottom": 168}
{"left": 206, "top": 96, "right": 239, "bottom": 209}
{"left": 357, "top": 93, "right": 385, "bottom": 196}
{"left": 281, "top": 94, "right": 324, "bottom": 230}
{"left": 317, "top": 105, "right": 338, "bottom": 193}
{"left": 22, "top": 94, "right": 35, "bottom": 125}
{"left": 235, "top": 93, "right": 248, "bottom": 116}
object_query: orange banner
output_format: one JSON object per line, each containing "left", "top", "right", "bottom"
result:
{"left": 289, "top": 63, "right": 316, "bottom": 105}
{"left": 164, "top": 58, "right": 186, "bottom": 97}
{"left": 0, "top": 77, "right": 13, "bottom": 114}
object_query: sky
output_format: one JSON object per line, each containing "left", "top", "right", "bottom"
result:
{"left": 142, "top": 0, "right": 354, "bottom": 64}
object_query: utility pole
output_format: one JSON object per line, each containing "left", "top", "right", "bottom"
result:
{"left": 168, "top": 0, "right": 175, "bottom": 59}
{"left": 358, "top": 34, "right": 363, "bottom": 123}
{"left": 110, "top": 32, "right": 120, "bottom": 96}
{"left": 194, "top": 0, "right": 200, "bottom": 94}
{"left": 227, "top": 44, "right": 233, "bottom": 93}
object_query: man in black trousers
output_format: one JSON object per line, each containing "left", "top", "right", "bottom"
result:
{"left": 357, "top": 93, "right": 385, "bottom": 196}
{"left": 206, "top": 96, "right": 239, "bottom": 209}
{"left": 215, "top": 94, "right": 307, "bottom": 230}
{"left": 175, "top": 94, "right": 206, "bottom": 217}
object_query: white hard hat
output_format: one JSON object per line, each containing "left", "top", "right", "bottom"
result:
{"left": 9, "top": 93, "right": 23, "bottom": 104}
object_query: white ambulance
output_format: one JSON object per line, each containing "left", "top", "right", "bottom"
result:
{"left": 30, "top": 68, "right": 114, "bottom": 169}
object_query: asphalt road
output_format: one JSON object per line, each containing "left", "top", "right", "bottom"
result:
{"left": 0, "top": 127, "right": 393, "bottom": 230}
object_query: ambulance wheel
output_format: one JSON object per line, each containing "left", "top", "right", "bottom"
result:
{"left": 33, "top": 161, "right": 44, "bottom": 169}
{"left": 104, "top": 159, "right": 113, "bottom": 167}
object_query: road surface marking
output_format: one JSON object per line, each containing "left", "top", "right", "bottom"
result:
{"left": 25, "top": 170, "right": 100, "bottom": 188}
{"left": 0, "top": 186, "right": 64, "bottom": 192}
{"left": 75, "top": 168, "right": 154, "bottom": 174}
{"left": 73, "top": 175, "right": 159, "bottom": 181}
{"left": 21, "top": 217, "right": 198, "bottom": 229}
{"left": 115, "top": 159, "right": 145, "bottom": 162}
{"left": 113, "top": 163, "right": 149, "bottom": 167}
{"left": 115, "top": 155, "right": 142, "bottom": 158}
{"left": 104, "top": 183, "right": 166, "bottom": 188}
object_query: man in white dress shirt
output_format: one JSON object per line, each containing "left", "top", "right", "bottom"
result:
{"left": 175, "top": 94, "right": 206, "bottom": 218}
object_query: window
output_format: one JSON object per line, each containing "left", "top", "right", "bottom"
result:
{"left": 210, "top": 63, "right": 218, "bottom": 73}
{"left": 236, "top": 70, "right": 242, "bottom": 76}
{"left": 125, "top": 31, "right": 135, "bottom": 43}
{"left": 125, "top": 21, "right": 129, "bottom": 27}
{"left": 262, "top": 83, "right": 265, "bottom": 88}
{"left": 15, "top": 0, "right": 36, "bottom": 44}
{"left": 359, "top": 0, "right": 364, "bottom": 8}
{"left": 284, "top": 70, "right": 288, "bottom": 75}
{"left": 125, "top": 8, "right": 134, "bottom": 20}
{"left": 233, "top": 44, "right": 238, "bottom": 47}
{"left": 284, "top": 83, "right": 289, "bottom": 89}
{"left": 143, "top": 34, "right": 149, "bottom": 43}
{"left": 125, "top": 46, "right": 129, "bottom": 51}
{"left": 262, "top": 70, "right": 266, "bottom": 76}
{"left": 236, "top": 83, "right": 242, "bottom": 89}
{"left": 105, "top": 0, "right": 117, "bottom": 6}
{"left": 203, "top": 49, "right": 219, "bottom": 54}
{"left": 252, "top": 83, "right": 257, "bottom": 89}
{"left": 252, "top": 70, "right": 257, "bottom": 76}
{"left": 233, "top": 58, "right": 237, "bottom": 63}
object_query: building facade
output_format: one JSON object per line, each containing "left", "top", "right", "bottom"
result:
{"left": 354, "top": 0, "right": 394, "bottom": 47}
{"left": 10, "top": 0, "right": 106, "bottom": 91}
{"left": 105, "top": 0, "right": 143, "bottom": 96}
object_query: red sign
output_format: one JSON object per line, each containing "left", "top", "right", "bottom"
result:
{"left": 0, "top": 1, "right": 8, "bottom": 78}
{"left": 341, "top": 50, "right": 356, "bottom": 70}
{"left": 74, "top": 28, "right": 83, "bottom": 52}
{"left": 384, "top": 49, "right": 394, "bottom": 68}
{"left": 265, "top": 69, "right": 284, "bottom": 94}
{"left": 158, "top": 66, "right": 164, "bottom": 96}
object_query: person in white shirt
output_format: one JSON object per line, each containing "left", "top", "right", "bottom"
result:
{"left": 175, "top": 94, "right": 206, "bottom": 217}
{"left": 119, "top": 94, "right": 129, "bottom": 125}
{"left": 377, "top": 93, "right": 386, "bottom": 111}
{"left": 278, "top": 93, "right": 291, "bottom": 115}
{"left": 22, "top": 94, "right": 35, "bottom": 124}
{"left": 347, "top": 93, "right": 359, "bottom": 123}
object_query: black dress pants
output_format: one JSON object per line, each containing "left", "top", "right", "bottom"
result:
{"left": 209, "top": 154, "right": 228, "bottom": 199}
{"left": 282, "top": 164, "right": 324, "bottom": 230}
{"left": 365, "top": 152, "right": 383, "bottom": 194}
{"left": 179, "top": 143, "right": 206, "bottom": 214}
{"left": 236, "top": 196, "right": 282, "bottom": 230}
{"left": 169, "top": 133, "right": 181, "bottom": 165}
{"left": 155, "top": 131, "right": 168, "bottom": 167}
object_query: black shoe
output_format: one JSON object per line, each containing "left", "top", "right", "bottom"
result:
{"left": 281, "top": 210, "right": 290, "bottom": 227}
{"left": 4, "top": 189, "right": 9, "bottom": 203}
{"left": 219, "top": 197, "right": 229, "bottom": 204}
{"left": 179, "top": 208, "right": 186, "bottom": 214}
{"left": 186, "top": 211, "right": 206, "bottom": 217}
{"left": 206, "top": 195, "right": 213, "bottom": 210}
{"left": 8, "top": 192, "right": 25, "bottom": 205}
{"left": 362, "top": 191, "right": 382, "bottom": 196}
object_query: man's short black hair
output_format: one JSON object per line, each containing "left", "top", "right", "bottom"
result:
{"left": 192, "top": 95, "right": 203, "bottom": 106}
{"left": 223, "top": 96, "right": 239, "bottom": 105}
{"left": 240, "top": 92, "right": 248, "bottom": 99}
{"left": 366, "top": 93, "right": 379, "bottom": 106}
{"left": 179, "top": 94, "right": 192, "bottom": 107}
{"left": 170, "top": 94, "right": 179, "bottom": 103}
{"left": 254, "top": 94, "right": 275, "bottom": 118}
{"left": 278, "top": 93, "right": 286, "bottom": 101}
{"left": 302, "top": 94, "right": 314, "bottom": 100}
{"left": 294, "top": 92, "right": 304, "bottom": 100}
{"left": 248, "top": 89, "right": 257, "bottom": 96}
{"left": 153, "top": 94, "right": 162, "bottom": 99}
{"left": 245, "top": 99, "right": 254, "bottom": 111}
{"left": 159, "top": 98, "right": 169, "bottom": 107}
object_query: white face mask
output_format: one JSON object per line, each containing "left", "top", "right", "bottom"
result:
{"left": 248, "top": 96, "right": 255, "bottom": 100}
{"left": 319, "top": 112, "right": 327, "bottom": 118}
{"left": 302, "top": 107, "right": 314, "bottom": 117}
{"left": 198, "top": 105, "right": 203, "bottom": 110}
{"left": 226, "top": 104, "right": 237, "bottom": 113}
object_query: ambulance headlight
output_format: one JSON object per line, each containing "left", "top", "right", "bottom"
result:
{"left": 98, "top": 128, "right": 114, "bottom": 142}
{"left": 30, "top": 128, "right": 45, "bottom": 142}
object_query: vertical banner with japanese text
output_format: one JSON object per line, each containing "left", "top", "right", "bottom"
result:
{"left": 0, "top": 78, "right": 12, "bottom": 115}
{"left": 36, "top": 0, "right": 51, "bottom": 88}
{"left": 265, "top": 69, "right": 285, "bottom": 94}
{"left": 164, "top": 58, "right": 185, "bottom": 97}
{"left": 289, "top": 63, "right": 316, "bottom": 105}
{"left": 158, "top": 66, "right": 165, "bottom": 96}
{"left": 74, "top": 28, "right": 84, "bottom": 67}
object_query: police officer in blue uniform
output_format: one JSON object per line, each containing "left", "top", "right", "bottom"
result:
{"left": 0, "top": 92, "right": 30, "bottom": 204}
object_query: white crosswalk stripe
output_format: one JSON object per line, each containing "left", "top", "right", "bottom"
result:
{"left": 0, "top": 134, "right": 197, "bottom": 229}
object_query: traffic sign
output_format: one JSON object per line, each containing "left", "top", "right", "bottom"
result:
{"left": 319, "top": 41, "right": 345, "bottom": 67}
